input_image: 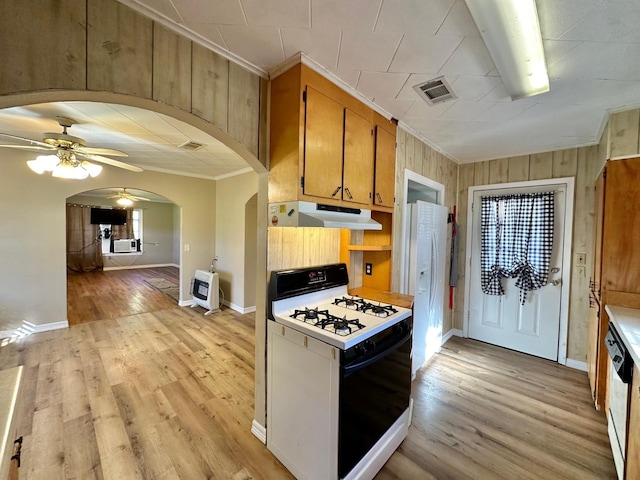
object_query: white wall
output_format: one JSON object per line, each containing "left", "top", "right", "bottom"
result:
{"left": 0, "top": 150, "right": 216, "bottom": 330}
{"left": 215, "top": 171, "right": 258, "bottom": 311}
{"left": 244, "top": 195, "right": 257, "bottom": 308}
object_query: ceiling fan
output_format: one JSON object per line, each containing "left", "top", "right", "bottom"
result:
{"left": 0, "top": 116, "right": 143, "bottom": 178}
{"left": 109, "top": 188, "right": 151, "bottom": 206}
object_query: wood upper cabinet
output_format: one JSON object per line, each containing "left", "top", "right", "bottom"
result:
{"left": 373, "top": 124, "right": 396, "bottom": 209}
{"left": 269, "top": 63, "right": 393, "bottom": 211}
{"left": 303, "top": 87, "right": 344, "bottom": 200}
{"left": 303, "top": 87, "right": 373, "bottom": 205}
{"left": 590, "top": 158, "right": 640, "bottom": 410}
{"left": 342, "top": 109, "right": 374, "bottom": 205}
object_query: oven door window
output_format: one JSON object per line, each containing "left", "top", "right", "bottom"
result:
{"left": 338, "top": 335, "right": 411, "bottom": 478}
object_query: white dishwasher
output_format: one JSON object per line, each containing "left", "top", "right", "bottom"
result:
{"left": 605, "top": 321, "right": 633, "bottom": 480}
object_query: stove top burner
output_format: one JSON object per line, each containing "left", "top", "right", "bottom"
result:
{"left": 361, "top": 303, "right": 399, "bottom": 317}
{"left": 291, "top": 307, "right": 329, "bottom": 322}
{"left": 290, "top": 309, "right": 366, "bottom": 336}
{"left": 333, "top": 296, "right": 367, "bottom": 310}
{"left": 333, "top": 296, "right": 399, "bottom": 318}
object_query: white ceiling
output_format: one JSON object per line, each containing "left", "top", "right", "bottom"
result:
{"left": 120, "top": 0, "right": 640, "bottom": 163}
{"left": 3, "top": 0, "right": 639, "bottom": 182}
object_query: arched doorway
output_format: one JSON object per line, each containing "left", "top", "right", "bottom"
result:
{"left": 65, "top": 187, "right": 181, "bottom": 324}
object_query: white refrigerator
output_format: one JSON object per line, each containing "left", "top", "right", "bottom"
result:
{"left": 406, "top": 200, "right": 448, "bottom": 379}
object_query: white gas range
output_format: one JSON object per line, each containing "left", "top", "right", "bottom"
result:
{"left": 267, "top": 263, "right": 413, "bottom": 480}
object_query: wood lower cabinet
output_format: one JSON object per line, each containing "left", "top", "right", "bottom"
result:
{"left": 589, "top": 158, "right": 640, "bottom": 409}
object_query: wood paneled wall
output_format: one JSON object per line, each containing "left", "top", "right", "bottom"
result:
{"left": 456, "top": 145, "right": 606, "bottom": 361}
{"left": 0, "top": 0, "right": 266, "bottom": 166}
{"left": 393, "top": 129, "right": 458, "bottom": 333}
{"left": 267, "top": 227, "right": 341, "bottom": 272}
{"left": 609, "top": 109, "right": 640, "bottom": 159}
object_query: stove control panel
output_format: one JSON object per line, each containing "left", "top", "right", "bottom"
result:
{"left": 308, "top": 270, "right": 326, "bottom": 284}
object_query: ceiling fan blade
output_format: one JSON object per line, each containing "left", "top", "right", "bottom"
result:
{"left": 0, "top": 144, "right": 56, "bottom": 152}
{"left": 0, "top": 133, "right": 56, "bottom": 149}
{"left": 80, "top": 153, "right": 143, "bottom": 172}
{"left": 75, "top": 146, "right": 128, "bottom": 157}
{"left": 131, "top": 195, "right": 151, "bottom": 201}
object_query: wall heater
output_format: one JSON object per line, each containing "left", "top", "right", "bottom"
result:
{"left": 191, "top": 270, "right": 220, "bottom": 315}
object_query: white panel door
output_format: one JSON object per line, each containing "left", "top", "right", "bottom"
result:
{"left": 468, "top": 185, "right": 566, "bottom": 361}
{"left": 409, "top": 201, "right": 447, "bottom": 378}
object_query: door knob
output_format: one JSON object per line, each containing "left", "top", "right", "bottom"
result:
{"left": 551, "top": 267, "right": 560, "bottom": 273}
{"left": 550, "top": 279, "right": 561, "bottom": 286}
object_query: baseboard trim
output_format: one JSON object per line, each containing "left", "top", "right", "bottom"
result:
{"left": 222, "top": 300, "right": 256, "bottom": 314}
{"left": 565, "top": 358, "right": 588, "bottom": 372}
{"left": 1, "top": 320, "right": 68, "bottom": 340}
{"left": 103, "top": 263, "right": 178, "bottom": 271}
{"left": 442, "top": 328, "right": 463, "bottom": 344}
{"left": 251, "top": 420, "right": 266, "bottom": 444}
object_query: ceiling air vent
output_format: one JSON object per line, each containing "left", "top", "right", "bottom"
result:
{"left": 413, "top": 76, "right": 456, "bottom": 106}
{"left": 178, "top": 140, "right": 205, "bottom": 151}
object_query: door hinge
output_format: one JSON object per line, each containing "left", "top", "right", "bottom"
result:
{"left": 302, "top": 90, "right": 307, "bottom": 103}
{"left": 603, "top": 167, "right": 607, "bottom": 179}
{"left": 301, "top": 176, "right": 305, "bottom": 189}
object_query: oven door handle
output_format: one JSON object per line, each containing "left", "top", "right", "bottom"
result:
{"left": 342, "top": 330, "right": 411, "bottom": 377}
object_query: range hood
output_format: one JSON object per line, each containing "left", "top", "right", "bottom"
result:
{"left": 269, "top": 201, "right": 382, "bottom": 230}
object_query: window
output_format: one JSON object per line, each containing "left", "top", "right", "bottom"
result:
{"left": 132, "top": 209, "right": 142, "bottom": 245}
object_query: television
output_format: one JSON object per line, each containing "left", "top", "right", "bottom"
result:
{"left": 90, "top": 207, "right": 127, "bottom": 225}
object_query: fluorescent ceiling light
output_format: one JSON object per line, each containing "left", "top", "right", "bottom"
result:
{"left": 465, "top": 0, "right": 549, "bottom": 100}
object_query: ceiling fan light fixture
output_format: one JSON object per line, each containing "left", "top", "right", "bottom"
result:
{"left": 27, "top": 154, "right": 60, "bottom": 174}
{"left": 81, "top": 161, "right": 103, "bottom": 178}
{"left": 117, "top": 197, "right": 133, "bottom": 206}
{"left": 52, "top": 160, "right": 89, "bottom": 179}
{"left": 27, "top": 151, "right": 102, "bottom": 180}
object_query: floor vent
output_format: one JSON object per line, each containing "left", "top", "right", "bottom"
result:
{"left": 178, "top": 140, "right": 205, "bottom": 151}
{"left": 413, "top": 77, "right": 456, "bottom": 105}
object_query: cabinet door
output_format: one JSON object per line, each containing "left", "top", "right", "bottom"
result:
{"left": 626, "top": 365, "right": 640, "bottom": 479}
{"left": 589, "top": 169, "right": 605, "bottom": 405}
{"left": 343, "top": 109, "right": 373, "bottom": 205}
{"left": 303, "top": 87, "right": 344, "bottom": 200}
{"left": 374, "top": 126, "right": 395, "bottom": 208}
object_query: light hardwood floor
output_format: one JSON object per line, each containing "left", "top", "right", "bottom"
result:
{"left": 67, "top": 267, "right": 181, "bottom": 325}
{"left": 0, "top": 268, "right": 616, "bottom": 479}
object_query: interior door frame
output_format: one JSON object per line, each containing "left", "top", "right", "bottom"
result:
{"left": 462, "top": 177, "right": 575, "bottom": 365}
{"left": 399, "top": 169, "right": 445, "bottom": 294}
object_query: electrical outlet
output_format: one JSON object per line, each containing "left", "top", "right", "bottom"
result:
{"left": 576, "top": 266, "right": 586, "bottom": 278}
{"left": 576, "top": 253, "right": 586, "bottom": 266}
{"left": 184, "top": 243, "right": 190, "bottom": 252}
{"left": 365, "top": 263, "right": 372, "bottom": 275}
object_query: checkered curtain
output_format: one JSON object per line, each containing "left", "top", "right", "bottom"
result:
{"left": 480, "top": 192, "right": 554, "bottom": 304}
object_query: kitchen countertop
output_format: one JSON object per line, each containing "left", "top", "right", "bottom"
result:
{"left": 605, "top": 305, "right": 640, "bottom": 367}
{"left": 0, "top": 366, "right": 22, "bottom": 480}
{"left": 348, "top": 287, "right": 414, "bottom": 309}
